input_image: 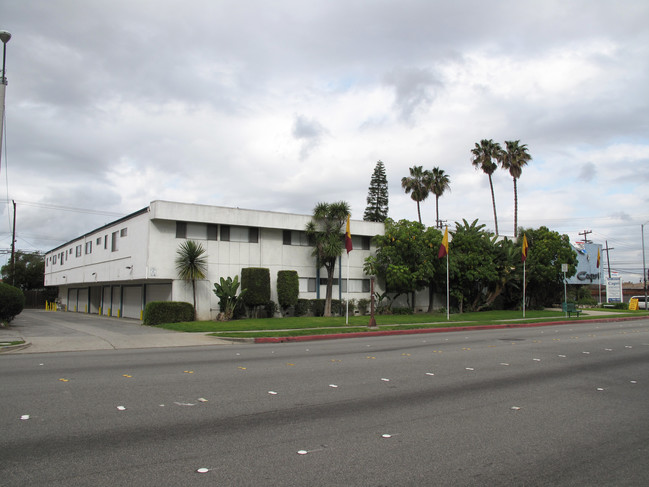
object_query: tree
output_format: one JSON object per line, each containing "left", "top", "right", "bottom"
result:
{"left": 1, "top": 251, "right": 45, "bottom": 291}
{"left": 175, "top": 240, "right": 207, "bottom": 316}
{"left": 520, "top": 226, "right": 578, "bottom": 308}
{"left": 500, "top": 140, "right": 532, "bottom": 237}
{"left": 213, "top": 276, "right": 246, "bottom": 321}
{"left": 448, "top": 219, "right": 500, "bottom": 313}
{"left": 471, "top": 139, "right": 503, "bottom": 235}
{"left": 364, "top": 160, "right": 389, "bottom": 222}
{"left": 429, "top": 167, "right": 451, "bottom": 229}
{"left": 363, "top": 219, "right": 442, "bottom": 311}
{"left": 305, "top": 201, "right": 350, "bottom": 317}
{"left": 401, "top": 165, "right": 431, "bottom": 224}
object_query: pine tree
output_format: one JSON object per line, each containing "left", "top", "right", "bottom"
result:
{"left": 363, "top": 160, "right": 389, "bottom": 222}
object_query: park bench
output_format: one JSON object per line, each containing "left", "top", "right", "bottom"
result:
{"left": 562, "top": 302, "right": 582, "bottom": 318}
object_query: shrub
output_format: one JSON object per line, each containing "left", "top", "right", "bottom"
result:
{"left": 295, "top": 299, "right": 311, "bottom": 317}
{"left": 143, "top": 301, "right": 194, "bottom": 326}
{"left": 277, "top": 270, "right": 299, "bottom": 315}
{"left": 357, "top": 298, "right": 369, "bottom": 315}
{"left": 241, "top": 268, "right": 270, "bottom": 316}
{"left": 311, "top": 299, "right": 326, "bottom": 317}
{"left": 391, "top": 307, "right": 414, "bottom": 315}
{"left": 264, "top": 300, "right": 278, "bottom": 318}
{"left": 0, "top": 282, "right": 25, "bottom": 324}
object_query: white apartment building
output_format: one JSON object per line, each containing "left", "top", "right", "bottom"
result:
{"left": 44, "top": 200, "right": 385, "bottom": 320}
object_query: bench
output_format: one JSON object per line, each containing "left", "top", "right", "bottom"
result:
{"left": 562, "top": 302, "right": 582, "bottom": 317}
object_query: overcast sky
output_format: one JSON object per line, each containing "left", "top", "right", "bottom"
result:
{"left": 1, "top": 0, "right": 648, "bottom": 283}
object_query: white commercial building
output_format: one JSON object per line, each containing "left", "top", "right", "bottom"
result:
{"left": 44, "top": 200, "right": 385, "bottom": 320}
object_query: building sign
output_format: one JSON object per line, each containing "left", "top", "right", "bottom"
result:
{"left": 565, "top": 242, "right": 603, "bottom": 285}
{"left": 606, "top": 277, "right": 622, "bottom": 303}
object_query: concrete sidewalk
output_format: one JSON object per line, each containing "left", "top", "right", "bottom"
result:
{"left": 0, "top": 309, "right": 233, "bottom": 354}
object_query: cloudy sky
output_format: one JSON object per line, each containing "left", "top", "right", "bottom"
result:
{"left": 1, "top": 0, "right": 648, "bottom": 283}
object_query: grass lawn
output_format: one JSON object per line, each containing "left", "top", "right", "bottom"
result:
{"left": 150, "top": 307, "right": 638, "bottom": 338}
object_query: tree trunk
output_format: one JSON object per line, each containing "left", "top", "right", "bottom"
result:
{"left": 435, "top": 195, "right": 440, "bottom": 228}
{"left": 324, "top": 264, "right": 334, "bottom": 317}
{"left": 488, "top": 173, "right": 498, "bottom": 235}
{"left": 513, "top": 177, "right": 518, "bottom": 238}
{"left": 416, "top": 201, "right": 422, "bottom": 225}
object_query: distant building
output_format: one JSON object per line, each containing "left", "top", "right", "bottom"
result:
{"left": 44, "top": 201, "right": 384, "bottom": 320}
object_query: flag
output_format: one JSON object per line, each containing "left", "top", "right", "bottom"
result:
{"left": 596, "top": 247, "right": 600, "bottom": 268}
{"left": 345, "top": 214, "right": 353, "bottom": 254}
{"left": 438, "top": 226, "right": 449, "bottom": 258}
{"left": 521, "top": 234, "right": 529, "bottom": 263}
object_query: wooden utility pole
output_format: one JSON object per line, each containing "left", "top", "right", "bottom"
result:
{"left": 11, "top": 199, "right": 16, "bottom": 285}
{"left": 578, "top": 230, "right": 592, "bottom": 244}
{"left": 603, "top": 240, "right": 615, "bottom": 279}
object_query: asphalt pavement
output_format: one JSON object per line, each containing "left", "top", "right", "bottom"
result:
{"left": 0, "top": 309, "right": 233, "bottom": 353}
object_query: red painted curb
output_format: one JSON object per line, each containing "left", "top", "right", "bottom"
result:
{"left": 253, "top": 316, "right": 643, "bottom": 344}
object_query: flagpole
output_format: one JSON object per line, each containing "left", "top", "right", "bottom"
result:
{"left": 523, "top": 260, "right": 526, "bottom": 318}
{"left": 446, "top": 253, "right": 449, "bottom": 321}
{"left": 346, "top": 251, "right": 350, "bottom": 325}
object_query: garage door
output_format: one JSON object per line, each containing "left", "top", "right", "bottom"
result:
{"left": 122, "top": 286, "right": 143, "bottom": 319}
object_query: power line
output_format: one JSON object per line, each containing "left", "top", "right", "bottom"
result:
{"left": 0, "top": 200, "right": 123, "bottom": 217}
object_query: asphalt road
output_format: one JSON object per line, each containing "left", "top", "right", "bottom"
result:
{"left": 1, "top": 318, "right": 648, "bottom": 486}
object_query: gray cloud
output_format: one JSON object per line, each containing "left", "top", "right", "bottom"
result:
{"left": 383, "top": 67, "right": 443, "bottom": 122}
{"left": 292, "top": 115, "right": 328, "bottom": 160}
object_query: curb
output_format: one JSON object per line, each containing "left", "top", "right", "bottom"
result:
{"left": 253, "top": 316, "right": 643, "bottom": 344}
{"left": 0, "top": 341, "right": 32, "bottom": 353}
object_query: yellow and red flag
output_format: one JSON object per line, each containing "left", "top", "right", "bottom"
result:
{"left": 596, "top": 247, "right": 600, "bottom": 268}
{"left": 521, "top": 234, "right": 529, "bottom": 262}
{"left": 345, "top": 215, "right": 353, "bottom": 254}
{"left": 438, "top": 226, "right": 449, "bottom": 258}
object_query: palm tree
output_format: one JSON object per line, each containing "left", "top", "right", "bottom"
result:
{"left": 500, "top": 140, "right": 532, "bottom": 237}
{"left": 305, "top": 201, "right": 351, "bottom": 317}
{"left": 429, "top": 167, "right": 451, "bottom": 229}
{"left": 401, "top": 165, "right": 431, "bottom": 224}
{"left": 175, "top": 240, "right": 208, "bottom": 317}
{"left": 471, "top": 139, "right": 503, "bottom": 235}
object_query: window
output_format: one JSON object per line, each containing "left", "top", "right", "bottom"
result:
{"left": 104, "top": 235, "right": 108, "bottom": 249}
{"left": 299, "top": 278, "right": 317, "bottom": 293}
{"left": 341, "top": 279, "right": 371, "bottom": 293}
{"left": 75, "top": 245, "right": 82, "bottom": 257}
{"left": 85, "top": 242, "right": 92, "bottom": 254}
{"left": 283, "top": 230, "right": 310, "bottom": 246}
{"left": 96, "top": 237, "right": 102, "bottom": 245}
{"left": 176, "top": 221, "right": 187, "bottom": 238}
{"left": 120, "top": 228, "right": 128, "bottom": 237}
{"left": 53, "top": 254, "right": 57, "bottom": 265}
{"left": 111, "top": 231, "right": 119, "bottom": 252}
{"left": 220, "top": 225, "right": 259, "bottom": 243}
{"left": 207, "top": 224, "right": 218, "bottom": 241}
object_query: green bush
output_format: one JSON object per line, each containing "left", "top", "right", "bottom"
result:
{"left": 241, "top": 268, "right": 271, "bottom": 308}
{"left": 391, "top": 307, "right": 413, "bottom": 315}
{"left": 311, "top": 299, "right": 326, "bottom": 317}
{"left": 277, "top": 270, "right": 299, "bottom": 313}
{"left": 357, "top": 298, "right": 369, "bottom": 315}
{"left": 0, "top": 282, "right": 25, "bottom": 324}
{"left": 264, "top": 300, "right": 278, "bottom": 318}
{"left": 143, "top": 301, "right": 195, "bottom": 326}
{"left": 295, "top": 299, "right": 311, "bottom": 317}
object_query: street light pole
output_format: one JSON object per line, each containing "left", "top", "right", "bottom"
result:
{"left": 642, "top": 221, "right": 648, "bottom": 312}
{"left": 0, "top": 30, "right": 11, "bottom": 172}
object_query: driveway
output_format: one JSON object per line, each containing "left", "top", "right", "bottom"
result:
{"left": 0, "top": 309, "right": 231, "bottom": 353}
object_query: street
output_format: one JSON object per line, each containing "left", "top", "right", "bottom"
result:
{"left": 1, "top": 318, "right": 648, "bottom": 486}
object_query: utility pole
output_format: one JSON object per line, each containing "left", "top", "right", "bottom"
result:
{"left": 11, "top": 199, "right": 16, "bottom": 285}
{"left": 0, "top": 31, "right": 11, "bottom": 173}
{"left": 602, "top": 240, "right": 615, "bottom": 279}
{"left": 578, "top": 230, "right": 592, "bottom": 244}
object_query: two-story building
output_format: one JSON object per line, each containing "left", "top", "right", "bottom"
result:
{"left": 44, "top": 200, "right": 385, "bottom": 320}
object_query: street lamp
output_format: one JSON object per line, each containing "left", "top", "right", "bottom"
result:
{"left": 0, "top": 30, "right": 11, "bottom": 168}
{"left": 642, "top": 221, "right": 648, "bottom": 312}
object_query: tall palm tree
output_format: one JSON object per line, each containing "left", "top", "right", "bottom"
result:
{"left": 305, "top": 201, "right": 351, "bottom": 317}
{"left": 401, "top": 165, "right": 431, "bottom": 224}
{"left": 471, "top": 139, "right": 503, "bottom": 235}
{"left": 429, "top": 167, "right": 451, "bottom": 229}
{"left": 175, "top": 240, "right": 208, "bottom": 317}
{"left": 500, "top": 140, "right": 532, "bottom": 237}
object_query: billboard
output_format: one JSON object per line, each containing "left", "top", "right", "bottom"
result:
{"left": 606, "top": 277, "right": 622, "bottom": 303}
{"left": 565, "top": 242, "right": 603, "bottom": 285}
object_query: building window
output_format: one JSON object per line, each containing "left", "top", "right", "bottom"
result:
{"left": 176, "top": 221, "right": 187, "bottom": 238}
{"left": 220, "top": 225, "right": 259, "bottom": 243}
{"left": 75, "top": 245, "right": 82, "bottom": 257}
{"left": 283, "top": 230, "right": 310, "bottom": 246}
{"left": 96, "top": 237, "right": 102, "bottom": 245}
{"left": 207, "top": 224, "right": 218, "bottom": 241}
{"left": 85, "top": 242, "right": 92, "bottom": 254}
{"left": 111, "top": 231, "right": 119, "bottom": 252}
{"left": 120, "top": 228, "right": 128, "bottom": 237}
{"left": 104, "top": 235, "right": 108, "bottom": 249}
{"left": 53, "top": 255, "right": 57, "bottom": 265}
{"left": 299, "top": 278, "right": 317, "bottom": 293}
{"left": 341, "top": 279, "right": 371, "bottom": 293}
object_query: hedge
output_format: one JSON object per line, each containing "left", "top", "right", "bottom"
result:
{"left": 143, "top": 301, "right": 195, "bottom": 326}
{"left": 0, "top": 282, "right": 25, "bottom": 324}
{"left": 241, "top": 267, "right": 271, "bottom": 307}
{"left": 277, "top": 270, "right": 299, "bottom": 312}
